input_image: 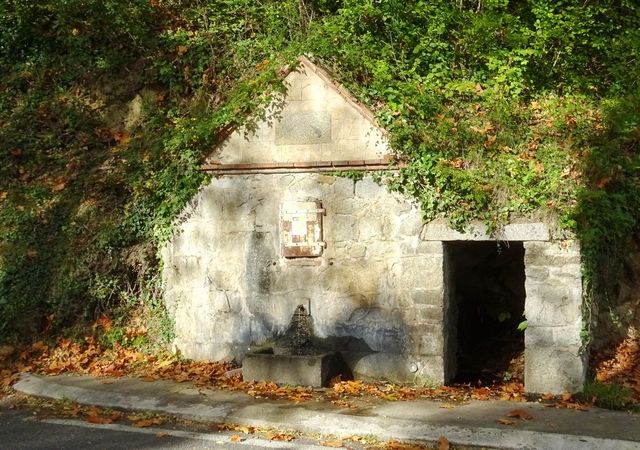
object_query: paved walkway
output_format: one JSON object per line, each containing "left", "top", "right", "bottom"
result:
{"left": 14, "top": 373, "right": 640, "bottom": 450}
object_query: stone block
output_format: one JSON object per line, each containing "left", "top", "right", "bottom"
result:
{"left": 275, "top": 111, "right": 332, "bottom": 145}
{"left": 547, "top": 263, "right": 583, "bottom": 281}
{"left": 422, "top": 219, "right": 550, "bottom": 241}
{"left": 333, "top": 177, "right": 355, "bottom": 197}
{"left": 331, "top": 213, "right": 358, "bottom": 242}
{"left": 524, "top": 346, "right": 586, "bottom": 394}
{"left": 397, "top": 211, "right": 424, "bottom": 236}
{"left": 329, "top": 198, "right": 358, "bottom": 214}
{"left": 411, "top": 291, "right": 444, "bottom": 308}
{"left": 524, "top": 282, "right": 582, "bottom": 327}
{"left": 416, "top": 240, "right": 444, "bottom": 255}
{"left": 342, "top": 352, "right": 414, "bottom": 382}
{"left": 524, "top": 241, "right": 581, "bottom": 266}
{"left": 422, "top": 219, "right": 489, "bottom": 241}
{"left": 525, "top": 324, "right": 582, "bottom": 349}
{"left": 410, "top": 355, "right": 446, "bottom": 385}
{"left": 418, "top": 334, "right": 444, "bottom": 356}
{"left": 348, "top": 244, "right": 366, "bottom": 258}
{"left": 394, "top": 256, "right": 443, "bottom": 291}
{"left": 242, "top": 352, "right": 342, "bottom": 387}
{"left": 358, "top": 219, "right": 384, "bottom": 240}
{"left": 500, "top": 223, "right": 550, "bottom": 241}
{"left": 524, "top": 265, "right": 549, "bottom": 280}
{"left": 355, "top": 177, "right": 383, "bottom": 199}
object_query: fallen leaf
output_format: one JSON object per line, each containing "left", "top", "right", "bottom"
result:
{"left": 132, "top": 417, "right": 164, "bottom": 428}
{"left": 95, "top": 315, "right": 112, "bottom": 331}
{"left": 156, "top": 432, "right": 169, "bottom": 438}
{"left": 87, "top": 415, "right": 113, "bottom": 424}
{"left": 86, "top": 408, "right": 113, "bottom": 425}
{"left": 437, "top": 435, "right": 450, "bottom": 450}
{"left": 320, "top": 440, "right": 343, "bottom": 448}
{"left": 0, "top": 191, "right": 7, "bottom": 200}
{"left": 507, "top": 409, "right": 532, "bottom": 420}
{"left": 266, "top": 432, "right": 294, "bottom": 442}
{"left": 497, "top": 418, "right": 515, "bottom": 425}
{"left": 229, "top": 435, "right": 243, "bottom": 443}
{"left": 51, "top": 182, "right": 66, "bottom": 192}
{"left": 113, "top": 131, "right": 130, "bottom": 145}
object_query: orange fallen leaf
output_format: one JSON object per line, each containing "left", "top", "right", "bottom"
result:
{"left": 437, "top": 435, "right": 450, "bottom": 450}
{"left": 87, "top": 415, "right": 113, "bottom": 424}
{"left": 229, "top": 434, "right": 243, "bottom": 443}
{"left": 113, "top": 131, "right": 130, "bottom": 145}
{"left": 156, "top": 432, "right": 169, "bottom": 438}
{"left": 132, "top": 417, "right": 164, "bottom": 428}
{"left": 507, "top": 409, "right": 532, "bottom": 420}
{"left": 541, "top": 392, "right": 554, "bottom": 401}
{"left": 86, "top": 409, "right": 113, "bottom": 425}
{"left": 266, "top": 432, "right": 294, "bottom": 442}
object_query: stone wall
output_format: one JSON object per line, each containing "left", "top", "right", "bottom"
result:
{"left": 162, "top": 174, "right": 447, "bottom": 383}
{"left": 208, "top": 59, "right": 388, "bottom": 165}
{"left": 164, "top": 56, "right": 587, "bottom": 393}
{"left": 523, "top": 241, "right": 586, "bottom": 393}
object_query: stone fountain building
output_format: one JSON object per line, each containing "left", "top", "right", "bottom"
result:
{"left": 161, "top": 57, "right": 586, "bottom": 393}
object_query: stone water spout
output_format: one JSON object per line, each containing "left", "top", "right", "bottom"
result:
{"left": 283, "top": 304, "right": 313, "bottom": 355}
{"left": 242, "top": 303, "right": 346, "bottom": 387}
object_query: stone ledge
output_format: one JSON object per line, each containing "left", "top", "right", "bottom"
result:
{"left": 242, "top": 352, "right": 342, "bottom": 387}
{"left": 422, "top": 219, "right": 550, "bottom": 241}
{"left": 201, "top": 156, "right": 403, "bottom": 174}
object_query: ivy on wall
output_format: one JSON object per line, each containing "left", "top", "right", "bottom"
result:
{"left": 0, "top": 0, "right": 638, "bottom": 343}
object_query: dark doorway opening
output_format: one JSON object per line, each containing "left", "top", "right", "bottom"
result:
{"left": 444, "top": 241, "right": 526, "bottom": 384}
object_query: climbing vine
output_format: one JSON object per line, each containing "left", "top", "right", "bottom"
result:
{"left": 0, "top": 0, "right": 638, "bottom": 344}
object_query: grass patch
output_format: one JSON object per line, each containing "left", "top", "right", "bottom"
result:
{"left": 576, "top": 380, "right": 636, "bottom": 411}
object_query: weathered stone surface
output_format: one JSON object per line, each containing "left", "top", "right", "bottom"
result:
{"left": 165, "top": 58, "right": 588, "bottom": 393}
{"left": 355, "top": 177, "right": 384, "bottom": 199}
{"left": 422, "top": 219, "right": 550, "bottom": 241}
{"left": 274, "top": 111, "right": 332, "bottom": 145}
{"left": 342, "top": 352, "right": 415, "bottom": 382}
{"left": 523, "top": 240, "right": 585, "bottom": 393}
{"left": 213, "top": 58, "right": 389, "bottom": 165}
{"left": 242, "top": 352, "right": 341, "bottom": 387}
{"left": 162, "top": 172, "right": 441, "bottom": 380}
{"left": 524, "top": 345, "right": 586, "bottom": 394}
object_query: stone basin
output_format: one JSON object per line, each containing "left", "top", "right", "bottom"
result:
{"left": 242, "top": 351, "right": 341, "bottom": 387}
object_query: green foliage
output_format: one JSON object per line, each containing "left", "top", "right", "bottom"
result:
{"left": 0, "top": 0, "right": 639, "bottom": 347}
{"left": 577, "top": 380, "right": 635, "bottom": 411}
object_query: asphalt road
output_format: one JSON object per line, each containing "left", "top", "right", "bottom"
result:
{"left": 0, "top": 407, "right": 331, "bottom": 450}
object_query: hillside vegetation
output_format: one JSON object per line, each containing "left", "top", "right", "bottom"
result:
{"left": 1, "top": 0, "right": 639, "bottom": 348}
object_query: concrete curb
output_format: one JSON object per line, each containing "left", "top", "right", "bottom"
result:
{"left": 14, "top": 373, "right": 640, "bottom": 450}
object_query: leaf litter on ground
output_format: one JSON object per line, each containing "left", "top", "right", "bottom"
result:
{"left": 1, "top": 316, "right": 638, "bottom": 412}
